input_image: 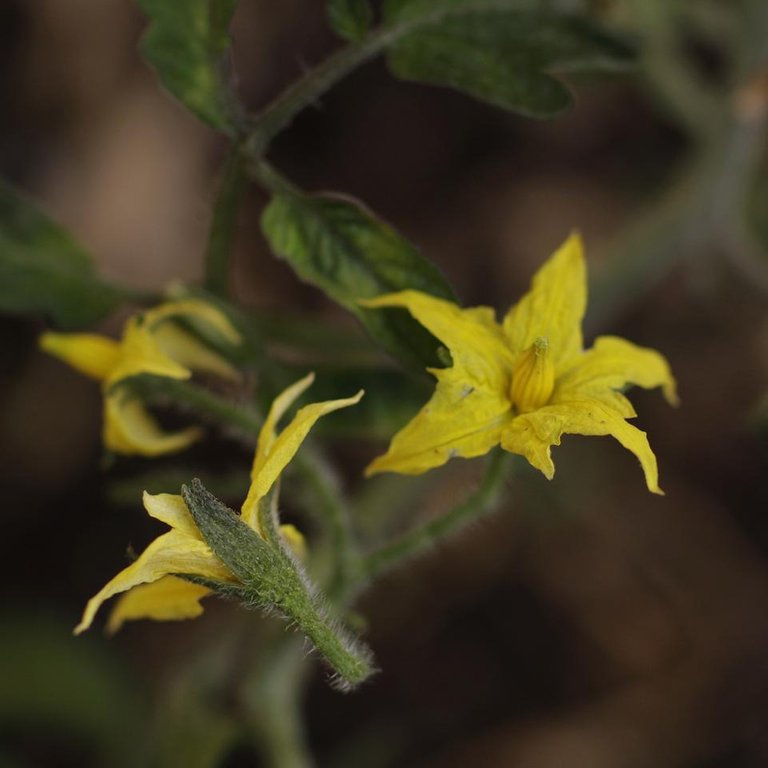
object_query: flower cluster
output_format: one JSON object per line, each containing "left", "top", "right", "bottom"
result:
{"left": 41, "top": 233, "right": 676, "bottom": 635}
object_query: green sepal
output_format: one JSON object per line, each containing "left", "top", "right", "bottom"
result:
{"left": 261, "top": 191, "right": 456, "bottom": 371}
{"left": 327, "top": 0, "right": 374, "bottom": 42}
{"left": 181, "top": 480, "right": 375, "bottom": 690}
{"left": 385, "top": 6, "right": 634, "bottom": 119}
{"left": 0, "top": 179, "right": 125, "bottom": 328}
{"left": 137, "top": 0, "right": 240, "bottom": 133}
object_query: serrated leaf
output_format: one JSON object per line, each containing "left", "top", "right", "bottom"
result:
{"left": 261, "top": 192, "right": 456, "bottom": 371}
{"left": 138, "top": 0, "right": 239, "bottom": 132}
{"left": 386, "top": 10, "right": 634, "bottom": 118}
{"left": 0, "top": 180, "right": 124, "bottom": 328}
{"left": 328, "top": 0, "right": 374, "bottom": 41}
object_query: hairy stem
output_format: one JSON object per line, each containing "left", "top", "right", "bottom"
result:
{"left": 362, "top": 450, "right": 510, "bottom": 583}
{"left": 204, "top": 148, "right": 248, "bottom": 298}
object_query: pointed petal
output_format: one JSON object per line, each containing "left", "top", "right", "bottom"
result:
{"left": 106, "top": 576, "right": 211, "bottom": 633}
{"left": 253, "top": 373, "right": 315, "bottom": 475}
{"left": 501, "top": 399, "right": 662, "bottom": 494}
{"left": 241, "top": 388, "right": 364, "bottom": 529}
{"left": 143, "top": 492, "right": 201, "bottom": 538}
{"left": 74, "top": 529, "right": 231, "bottom": 634}
{"left": 153, "top": 324, "right": 240, "bottom": 381}
{"left": 145, "top": 299, "right": 241, "bottom": 344}
{"left": 366, "top": 365, "right": 511, "bottom": 476}
{"left": 360, "top": 291, "right": 513, "bottom": 387}
{"left": 39, "top": 332, "right": 120, "bottom": 381}
{"left": 106, "top": 316, "right": 191, "bottom": 387}
{"left": 555, "top": 335, "right": 678, "bottom": 406}
{"left": 104, "top": 393, "right": 203, "bottom": 456}
{"left": 503, "top": 232, "right": 586, "bottom": 370}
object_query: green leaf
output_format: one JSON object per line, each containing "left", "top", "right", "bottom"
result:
{"left": 386, "top": 9, "right": 634, "bottom": 118}
{"left": 182, "top": 480, "right": 375, "bottom": 689}
{"left": 261, "top": 192, "right": 456, "bottom": 370}
{"left": 0, "top": 180, "right": 124, "bottom": 328}
{"left": 138, "top": 0, "right": 240, "bottom": 132}
{"left": 327, "top": 0, "right": 374, "bottom": 41}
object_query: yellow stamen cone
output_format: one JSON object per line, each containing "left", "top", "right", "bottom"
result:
{"left": 510, "top": 337, "right": 555, "bottom": 413}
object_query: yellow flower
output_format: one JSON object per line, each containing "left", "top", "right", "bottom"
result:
{"left": 361, "top": 233, "right": 677, "bottom": 494}
{"left": 39, "top": 300, "right": 241, "bottom": 456}
{"left": 74, "top": 373, "right": 363, "bottom": 634}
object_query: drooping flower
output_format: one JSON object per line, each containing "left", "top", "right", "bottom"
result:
{"left": 361, "top": 233, "right": 677, "bottom": 493}
{"left": 74, "top": 373, "right": 363, "bottom": 634}
{"left": 40, "top": 299, "right": 241, "bottom": 456}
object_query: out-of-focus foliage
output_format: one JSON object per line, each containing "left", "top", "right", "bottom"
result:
{"left": 387, "top": 9, "right": 633, "bottom": 118}
{"left": 327, "top": 0, "right": 374, "bottom": 42}
{"left": 0, "top": 180, "right": 124, "bottom": 328}
{"left": 138, "top": 0, "right": 240, "bottom": 132}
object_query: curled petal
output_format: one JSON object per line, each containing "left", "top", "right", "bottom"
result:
{"left": 106, "top": 576, "right": 212, "bottom": 633}
{"left": 74, "top": 529, "right": 231, "bottom": 634}
{"left": 503, "top": 232, "right": 586, "bottom": 370}
{"left": 144, "top": 299, "right": 241, "bottom": 344}
{"left": 360, "top": 291, "right": 513, "bottom": 389}
{"left": 104, "top": 392, "right": 202, "bottom": 456}
{"left": 153, "top": 324, "right": 240, "bottom": 381}
{"left": 555, "top": 335, "right": 678, "bottom": 406}
{"left": 366, "top": 365, "right": 511, "bottom": 476}
{"left": 253, "top": 373, "right": 316, "bottom": 475}
{"left": 241, "top": 384, "right": 364, "bottom": 530}
{"left": 39, "top": 332, "right": 120, "bottom": 381}
{"left": 501, "top": 399, "right": 662, "bottom": 494}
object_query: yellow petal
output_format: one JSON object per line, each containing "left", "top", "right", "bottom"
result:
{"left": 253, "top": 373, "right": 316, "bottom": 476}
{"left": 106, "top": 576, "right": 212, "bottom": 633}
{"left": 74, "top": 529, "right": 231, "bottom": 634}
{"left": 104, "top": 392, "right": 203, "bottom": 456}
{"left": 106, "top": 316, "right": 191, "bottom": 387}
{"left": 360, "top": 291, "right": 513, "bottom": 389}
{"left": 144, "top": 299, "right": 241, "bottom": 345}
{"left": 365, "top": 364, "right": 511, "bottom": 476}
{"left": 503, "top": 232, "right": 586, "bottom": 371}
{"left": 143, "top": 492, "right": 201, "bottom": 539}
{"left": 554, "top": 335, "right": 678, "bottom": 406}
{"left": 153, "top": 324, "right": 240, "bottom": 382}
{"left": 39, "top": 332, "right": 120, "bottom": 381}
{"left": 279, "top": 524, "right": 307, "bottom": 561}
{"left": 501, "top": 400, "right": 662, "bottom": 494}
{"left": 241, "top": 386, "right": 364, "bottom": 530}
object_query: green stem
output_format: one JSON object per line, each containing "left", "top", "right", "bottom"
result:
{"left": 294, "top": 448, "right": 361, "bottom": 601}
{"left": 362, "top": 449, "right": 509, "bottom": 583}
{"left": 204, "top": 148, "right": 248, "bottom": 298}
{"left": 243, "top": 2, "right": 511, "bottom": 159}
{"left": 242, "top": 633, "right": 314, "bottom": 768}
{"left": 243, "top": 28, "right": 396, "bottom": 158}
{"left": 128, "top": 377, "right": 261, "bottom": 437}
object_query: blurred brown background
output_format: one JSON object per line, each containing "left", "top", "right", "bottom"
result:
{"left": 2, "top": 1, "right": 768, "bottom": 766}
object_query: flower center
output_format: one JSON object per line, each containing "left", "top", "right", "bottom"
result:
{"left": 510, "top": 337, "right": 555, "bottom": 413}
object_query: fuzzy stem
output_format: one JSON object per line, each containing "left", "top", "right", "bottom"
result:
{"left": 362, "top": 450, "right": 509, "bottom": 582}
{"left": 204, "top": 148, "right": 248, "bottom": 298}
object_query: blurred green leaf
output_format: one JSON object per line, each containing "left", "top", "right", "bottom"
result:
{"left": 261, "top": 192, "right": 456, "bottom": 370}
{"left": 138, "top": 0, "right": 240, "bottom": 132}
{"left": 0, "top": 180, "right": 124, "bottom": 328}
{"left": 327, "top": 0, "right": 374, "bottom": 41}
{"left": 386, "top": 8, "right": 634, "bottom": 118}
{"left": 0, "top": 614, "right": 147, "bottom": 767}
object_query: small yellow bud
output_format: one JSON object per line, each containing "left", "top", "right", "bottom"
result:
{"left": 510, "top": 337, "right": 555, "bottom": 413}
